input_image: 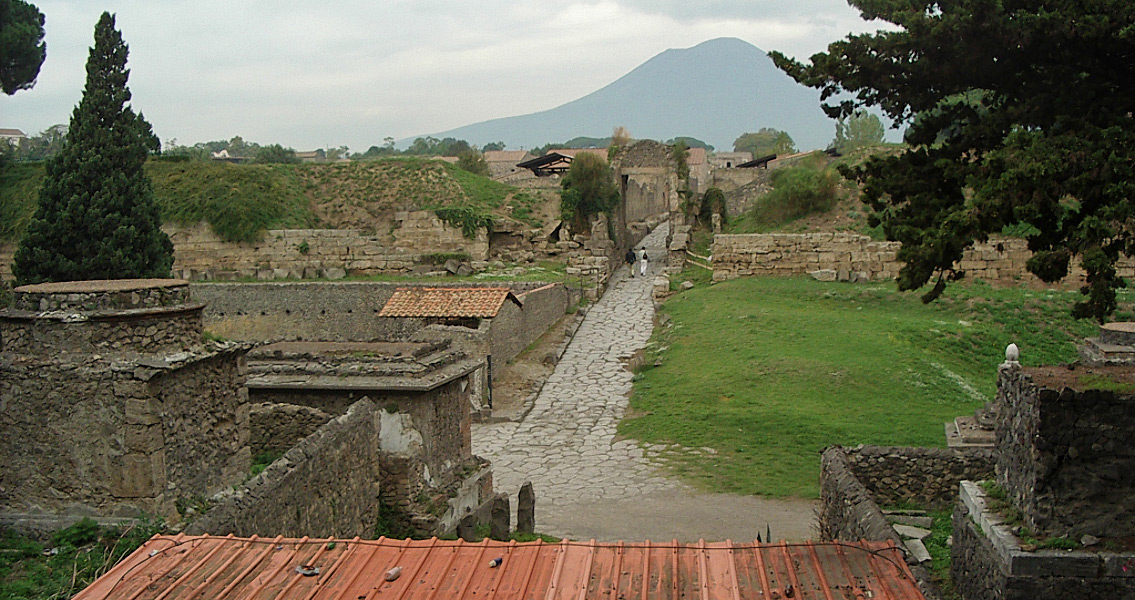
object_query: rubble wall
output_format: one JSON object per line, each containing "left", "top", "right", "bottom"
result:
{"left": 996, "top": 366, "right": 1135, "bottom": 538}
{"left": 843, "top": 445, "right": 994, "bottom": 509}
{"left": 185, "top": 399, "right": 383, "bottom": 538}
{"left": 0, "top": 348, "right": 250, "bottom": 520}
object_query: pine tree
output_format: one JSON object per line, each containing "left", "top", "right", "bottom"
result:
{"left": 13, "top": 12, "right": 172, "bottom": 285}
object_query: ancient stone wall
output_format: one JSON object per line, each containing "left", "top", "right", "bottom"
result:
{"left": 996, "top": 365, "right": 1135, "bottom": 538}
{"left": 0, "top": 242, "right": 12, "bottom": 282}
{"left": 709, "top": 168, "right": 767, "bottom": 193}
{"left": 489, "top": 283, "right": 569, "bottom": 365}
{"left": 250, "top": 402, "right": 333, "bottom": 454}
{"left": 0, "top": 280, "right": 250, "bottom": 525}
{"left": 250, "top": 375, "right": 471, "bottom": 487}
{"left": 161, "top": 215, "right": 488, "bottom": 281}
{"left": 951, "top": 481, "right": 1135, "bottom": 600}
{"left": 713, "top": 233, "right": 1135, "bottom": 285}
{"left": 193, "top": 281, "right": 556, "bottom": 343}
{"left": 843, "top": 445, "right": 994, "bottom": 509}
{"left": 185, "top": 399, "right": 383, "bottom": 538}
{"left": 0, "top": 345, "right": 249, "bottom": 520}
{"left": 616, "top": 140, "right": 678, "bottom": 225}
{"left": 818, "top": 447, "right": 905, "bottom": 545}
{"left": 720, "top": 175, "right": 771, "bottom": 218}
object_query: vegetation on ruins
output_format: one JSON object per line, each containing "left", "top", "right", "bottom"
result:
{"left": 559, "top": 151, "right": 620, "bottom": 232}
{"left": 733, "top": 128, "right": 796, "bottom": 158}
{"left": 13, "top": 12, "right": 173, "bottom": 285}
{"left": 455, "top": 149, "right": 490, "bottom": 176}
{"left": 0, "top": 0, "right": 45, "bottom": 95}
{"left": 726, "top": 153, "right": 844, "bottom": 233}
{"left": 624, "top": 275, "right": 1134, "bottom": 497}
{"left": 771, "top": 0, "right": 1135, "bottom": 320}
{"left": 0, "top": 156, "right": 546, "bottom": 244}
{"left": 0, "top": 517, "right": 164, "bottom": 599}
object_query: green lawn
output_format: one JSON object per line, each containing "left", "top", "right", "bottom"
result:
{"left": 621, "top": 276, "right": 1132, "bottom": 498}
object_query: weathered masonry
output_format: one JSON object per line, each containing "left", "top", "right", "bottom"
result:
{"left": 0, "top": 279, "right": 250, "bottom": 532}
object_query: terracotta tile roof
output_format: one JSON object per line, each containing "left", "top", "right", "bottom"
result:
{"left": 484, "top": 150, "right": 531, "bottom": 163}
{"left": 378, "top": 287, "right": 521, "bottom": 318}
{"left": 686, "top": 147, "right": 707, "bottom": 165}
{"left": 75, "top": 536, "right": 925, "bottom": 600}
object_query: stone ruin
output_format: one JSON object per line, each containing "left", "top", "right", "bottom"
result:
{"left": 243, "top": 339, "right": 496, "bottom": 535}
{"left": 950, "top": 344, "right": 1135, "bottom": 600}
{"left": 0, "top": 278, "right": 506, "bottom": 541}
{"left": 0, "top": 279, "right": 250, "bottom": 534}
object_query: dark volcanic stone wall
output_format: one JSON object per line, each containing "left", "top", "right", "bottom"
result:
{"left": 996, "top": 366, "right": 1135, "bottom": 538}
{"left": 845, "top": 445, "right": 994, "bottom": 509}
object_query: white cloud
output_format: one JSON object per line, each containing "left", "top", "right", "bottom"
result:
{"left": 0, "top": 0, "right": 885, "bottom": 151}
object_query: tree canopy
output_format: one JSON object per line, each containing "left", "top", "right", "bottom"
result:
{"left": 13, "top": 12, "right": 172, "bottom": 284}
{"left": 560, "top": 152, "right": 619, "bottom": 231}
{"left": 733, "top": 128, "right": 796, "bottom": 157}
{"left": 832, "top": 109, "right": 885, "bottom": 154}
{"left": 771, "top": 0, "right": 1135, "bottom": 320}
{"left": 0, "top": 0, "right": 45, "bottom": 95}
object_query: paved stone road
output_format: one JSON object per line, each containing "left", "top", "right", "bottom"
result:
{"left": 473, "top": 222, "right": 817, "bottom": 542}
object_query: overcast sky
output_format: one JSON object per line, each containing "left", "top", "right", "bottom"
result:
{"left": 2, "top": 1, "right": 886, "bottom": 153}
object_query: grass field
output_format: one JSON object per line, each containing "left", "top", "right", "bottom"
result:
{"left": 621, "top": 275, "right": 1133, "bottom": 498}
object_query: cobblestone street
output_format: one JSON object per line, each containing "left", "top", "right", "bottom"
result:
{"left": 473, "top": 222, "right": 817, "bottom": 541}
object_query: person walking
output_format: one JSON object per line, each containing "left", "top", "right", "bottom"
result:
{"left": 625, "top": 247, "right": 637, "bottom": 277}
{"left": 639, "top": 247, "right": 648, "bottom": 277}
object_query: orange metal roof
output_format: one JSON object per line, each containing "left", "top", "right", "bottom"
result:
{"left": 378, "top": 287, "right": 521, "bottom": 318}
{"left": 74, "top": 535, "right": 925, "bottom": 600}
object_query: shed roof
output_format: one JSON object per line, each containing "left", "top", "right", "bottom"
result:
{"left": 484, "top": 150, "right": 531, "bottom": 163}
{"left": 379, "top": 287, "right": 521, "bottom": 318}
{"left": 74, "top": 535, "right": 925, "bottom": 600}
{"left": 685, "top": 147, "right": 707, "bottom": 165}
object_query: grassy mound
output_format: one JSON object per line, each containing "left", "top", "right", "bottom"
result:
{"left": 0, "top": 158, "right": 546, "bottom": 243}
{"left": 623, "top": 275, "right": 1132, "bottom": 497}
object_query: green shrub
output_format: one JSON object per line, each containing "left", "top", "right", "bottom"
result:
{"left": 749, "top": 162, "right": 841, "bottom": 227}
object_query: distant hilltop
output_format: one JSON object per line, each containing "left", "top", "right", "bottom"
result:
{"left": 406, "top": 38, "right": 838, "bottom": 151}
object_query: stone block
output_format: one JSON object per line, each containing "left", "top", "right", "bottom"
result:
{"left": 904, "top": 538, "right": 932, "bottom": 563}
{"left": 113, "top": 453, "right": 163, "bottom": 498}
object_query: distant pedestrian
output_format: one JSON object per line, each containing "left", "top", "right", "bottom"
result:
{"left": 639, "top": 247, "right": 648, "bottom": 277}
{"left": 625, "top": 248, "right": 637, "bottom": 277}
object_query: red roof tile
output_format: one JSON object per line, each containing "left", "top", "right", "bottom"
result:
{"left": 379, "top": 287, "right": 520, "bottom": 318}
{"left": 75, "top": 536, "right": 925, "bottom": 600}
{"left": 686, "top": 147, "right": 708, "bottom": 165}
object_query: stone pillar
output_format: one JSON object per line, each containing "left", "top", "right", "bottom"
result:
{"left": 490, "top": 493, "right": 510, "bottom": 541}
{"left": 517, "top": 482, "right": 535, "bottom": 534}
{"left": 457, "top": 514, "right": 477, "bottom": 542}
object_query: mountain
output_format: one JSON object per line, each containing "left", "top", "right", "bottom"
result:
{"left": 408, "top": 38, "right": 837, "bottom": 152}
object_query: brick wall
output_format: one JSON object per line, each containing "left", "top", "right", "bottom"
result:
{"left": 713, "top": 233, "right": 1135, "bottom": 284}
{"left": 186, "top": 399, "right": 383, "bottom": 538}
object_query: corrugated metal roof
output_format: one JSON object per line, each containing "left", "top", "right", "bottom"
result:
{"left": 378, "top": 287, "right": 520, "bottom": 318}
{"left": 75, "top": 536, "right": 925, "bottom": 600}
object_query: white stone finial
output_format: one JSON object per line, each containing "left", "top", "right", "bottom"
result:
{"left": 1005, "top": 343, "right": 1020, "bottom": 364}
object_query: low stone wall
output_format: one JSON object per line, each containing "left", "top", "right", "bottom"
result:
{"left": 193, "top": 281, "right": 557, "bottom": 344}
{"left": 489, "top": 283, "right": 569, "bottom": 364}
{"left": 951, "top": 481, "right": 1135, "bottom": 600}
{"left": 819, "top": 446, "right": 905, "bottom": 545}
{"left": 186, "top": 399, "right": 383, "bottom": 538}
{"left": 843, "top": 445, "right": 994, "bottom": 509}
{"left": 996, "top": 365, "right": 1135, "bottom": 538}
{"left": 712, "top": 233, "right": 1135, "bottom": 285}
{"left": 1, "top": 307, "right": 204, "bottom": 354}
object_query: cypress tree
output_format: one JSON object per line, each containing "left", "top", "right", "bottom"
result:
{"left": 13, "top": 12, "right": 172, "bottom": 285}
